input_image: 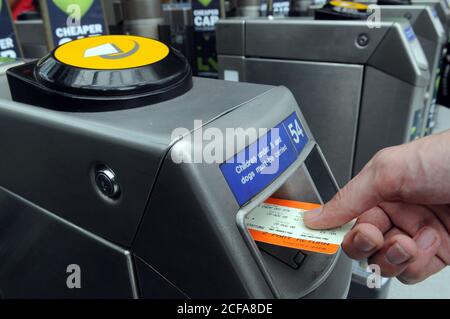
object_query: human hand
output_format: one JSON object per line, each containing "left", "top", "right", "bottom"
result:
{"left": 304, "top": 130, "right": 450, "bottom": 284}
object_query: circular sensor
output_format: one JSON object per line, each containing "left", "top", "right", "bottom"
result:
{"left": 54, "top": 35, "right": 170, "bottom": 70}
{"left": 95, "top": 166, "right": 121, "bottom": 199}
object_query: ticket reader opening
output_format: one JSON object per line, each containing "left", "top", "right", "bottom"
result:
{"left": 237, "top": 145, "right": 349, "bottom": 298}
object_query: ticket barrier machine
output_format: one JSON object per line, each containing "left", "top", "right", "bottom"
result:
{"left": 366, "top": 0, "right": 450, "bottom": 28}
{"left": 0, "top": 35, "right": 352, "bottom": 298}
{"left": 409, "top": 1, "right": 450, "bottom": 31}
{"left": 216, "top": 16, "right": 430, "bottom": 187}
{"left": 378, "top": 5, "right": 447, "bottom": 134}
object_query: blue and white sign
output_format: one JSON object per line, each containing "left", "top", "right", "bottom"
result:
{"left": 432, "top": 8, "right": 438, "bottom": 17}
{"left": 220, "top": 112, "right": 309, "bottom": 206}
{"left": 404, "top": 26, "right": 416, "bottom": 42}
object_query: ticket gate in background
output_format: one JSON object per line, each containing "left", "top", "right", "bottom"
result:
{"left": 216, "top": 17, "right": 430, "bottom": 187}
{"left": 356, "top": 1, "right": 450, "bottom": 30}
{"left": 413, "top": 1, "right": 450, "bottom": 30}
{"left": 378, "top": 5, "right": 447, "bottom": 135}
{"left": 0, "top": 35, "right": 352, "bottom": 298}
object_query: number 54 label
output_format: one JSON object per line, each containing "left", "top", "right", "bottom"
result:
{"left": 282, "top": 113, "right": 308, "bottom": 154}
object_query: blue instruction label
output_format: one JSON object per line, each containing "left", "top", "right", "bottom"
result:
{"left": 404, "top": 26, "right": 416, "bottom": 42}
{"left": 220, "top": 112, "right": 309, "bottom": 206}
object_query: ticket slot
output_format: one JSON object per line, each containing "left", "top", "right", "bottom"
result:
{"left": 241, "top": 146, "right": 342, "bottom": 298}
{"left": 256, "top": 242, "right": 306, "bottom": 269}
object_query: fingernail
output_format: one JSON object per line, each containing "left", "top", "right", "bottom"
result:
{"left": 304, "top": 208, "right": 322, "bottom": 223}
{"left": 353, "top": 232, "right": 376, "bottom": 252}
{"left": 416, "top": 228, "right": 438, "bottom": 250}
{"left": 385, "top": 243, "right": 411, "bottom": 265}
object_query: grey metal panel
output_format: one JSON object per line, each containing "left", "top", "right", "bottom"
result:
{"left": 353, "top": 67, "right": 425, "bottom": 175}
{"left": 220, "top": 57, "right": 364, "bottom": 186}
{"left": 20, "top": 44, "right": 48, "bottom": 59}
{"left": 368, "top": 22, "right": 429, "bottom": 86}
{"left": 14, "top": 20, "right": 48, "bottom": 59}
{"left": 0, "top": 77, "right": 274, "bottom": 247}
{"left": 35, "top": 78, "right": 274, "bottom": 146}
{"left": 418, "top": 6, "right": 447, "bottom": 42}
{"left": 134, "top": 256, "right": 188, "bottom": 298}
{"left": 14, "top": 21, "right": 46, "bottom": 45}
{"left": 218, "top": 55, "right": 247, "bottom": 81}
{"left": 134, "top": 152, "right": 268, "bottom": 298}
{"left": 216, "top": 18, "right": 429, "bottom": 85}
{"left": 304, "top": 252, "right": 353, "bottom": 299}
{"left": 414, "top": 0, "right": 450, "bottom": 29}
{"left": 0, "top": 187, "right": 135, "bottom": 298}
{"left": 0, "top": 99, "right": 164, "bottom": 247}
{"left": 380, "top": 6, "right": 445, "bottom": 43}
{"left": 419, "top": 34, "right": 444, "bottom": 70}
{"left": 215, "top": 18, "right": 246, "bottom": 56}
{"left": 121, "top": 0, "right": 162, "bottom": 20}
{"left": 242, "top": 19, "right": 391, "bottom": 64}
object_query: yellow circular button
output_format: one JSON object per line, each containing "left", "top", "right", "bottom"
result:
{"left": 329, "top": 1, "right": 368, "bottom": 10}
{"left": 54, "top": 35, "right": 170, "bottom": 70}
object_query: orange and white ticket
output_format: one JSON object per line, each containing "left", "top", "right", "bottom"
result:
{"left": 246, "top": 198, "right": 353, "bottom": 254}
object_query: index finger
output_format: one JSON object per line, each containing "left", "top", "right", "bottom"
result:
{"left": 304, "top": 163, "right": 385, "bottom": 229}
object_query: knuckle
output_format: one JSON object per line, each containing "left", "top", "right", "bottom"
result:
{"left": 333, "top": 188, "right": 346, "bottom": 204}
{"left": 372, "top": 148, "right": 406, "bottom": 200}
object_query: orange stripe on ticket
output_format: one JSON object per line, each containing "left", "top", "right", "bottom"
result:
{"left": 264, "top": 197, "right": 321, "bottom": 211}
{"left": 248, "top": 198, "right": 340, "bottom": 255}
{"left": 249, "top": 229, "right": 341, "bottom": 254}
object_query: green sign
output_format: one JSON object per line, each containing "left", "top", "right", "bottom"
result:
{"left": 52, "top": 0, "right": 95, "bottom": 18}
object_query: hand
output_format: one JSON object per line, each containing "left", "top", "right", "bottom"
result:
{"left": 304, "top": 130, "right": 450, "bottom": 284}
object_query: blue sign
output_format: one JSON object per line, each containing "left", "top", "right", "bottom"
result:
{"left": 404, "top": 26, "right": 416, "bottom": 42}
{"left": 41, "top": 0, "right": 107, "bottom": 48}
{"left": 0, "top": 0, "right": 21, "bottom": 60}
{"left": 220, "top": 112, "right": 309, "bottom": 206}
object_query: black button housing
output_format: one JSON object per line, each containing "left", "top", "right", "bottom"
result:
{"left": 6, "top": 37, "right": 193, "bottom": 112}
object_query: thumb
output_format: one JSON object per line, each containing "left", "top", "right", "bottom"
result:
{"left": 304, "top": 164, "right": 385, "bottom": 229}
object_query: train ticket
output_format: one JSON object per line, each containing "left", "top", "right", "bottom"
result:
{"left": 246, "top": 198, "right": 353, "bottom": 254}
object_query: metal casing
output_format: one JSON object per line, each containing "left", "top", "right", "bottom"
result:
{"left": 216, "top": 18, "right": 430, "bottom": 186}
{"left": 414, "top": 0, "right": 450, "bottom": 30}
{"left": 0, "top": 76, "right": 352, "bottom": 298}
{"left": 379, "top": 5, "right": 447, "bottom": 134}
